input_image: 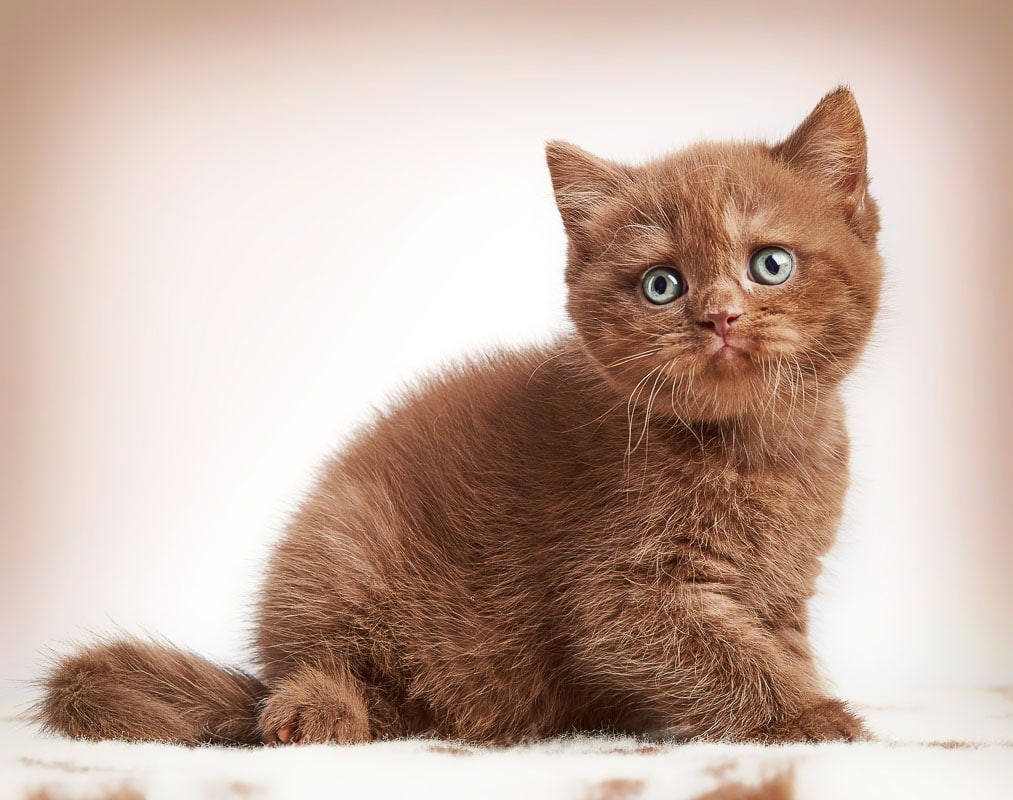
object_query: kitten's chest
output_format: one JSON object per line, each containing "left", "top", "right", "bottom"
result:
{"left": 620, "top": 445, "right": 846, "bottom": 619}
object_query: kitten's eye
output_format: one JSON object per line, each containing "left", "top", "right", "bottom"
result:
{"left": 641, "top": 266, "right": 686, "bottom": 305}
{"left": 748, "top": 247, "right": 794, "bottom": 285}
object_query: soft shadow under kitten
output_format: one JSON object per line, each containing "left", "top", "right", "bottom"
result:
{"left": 37, "top": 87, "right": 882, "bottom": 746}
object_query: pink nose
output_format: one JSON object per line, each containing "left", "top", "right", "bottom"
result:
{"left": 702, "top": 309, "right": 741, "bottom": 338}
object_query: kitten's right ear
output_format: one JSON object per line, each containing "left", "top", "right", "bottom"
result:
{"left": 545, "top": 141, "right": 630, "bottom": 240}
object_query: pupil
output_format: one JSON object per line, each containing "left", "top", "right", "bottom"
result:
{"left": 765, "top": 255, "right": 780, "bottom": 274}
{"left": 653, "top": 276, "right": 669, "bottom": 294}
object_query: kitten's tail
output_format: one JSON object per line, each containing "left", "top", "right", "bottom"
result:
{"left": 34, "top": 638, "right": 266, "bottom": 745}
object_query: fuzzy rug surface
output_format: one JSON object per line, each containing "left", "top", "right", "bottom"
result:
{"left": 1, "top": 688, "right": 1010, "bottom": 800}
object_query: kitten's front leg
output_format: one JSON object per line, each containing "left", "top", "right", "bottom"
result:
{"left": 760, "top": 622, "right": 869, "bottom": 742}
{"left": 606, "top": 586, "right": 868, "bottom": 742}
{"left": 756, "top": 697, "right": 869, "bottom": 743}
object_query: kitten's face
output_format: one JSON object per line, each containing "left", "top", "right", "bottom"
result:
{"left": 548, "top": 89, "right": 883, "bottom": 424}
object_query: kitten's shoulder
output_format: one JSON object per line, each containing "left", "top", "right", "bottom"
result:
{"left": 336, "top": 335, "right": 605, "bottom": 460}
{"left": 390, "top": 334, "right": 597, "bottom": 416}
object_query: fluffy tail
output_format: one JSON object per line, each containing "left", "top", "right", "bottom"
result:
{"left": 35, "top": 638, "right": 266, "bottom": 745}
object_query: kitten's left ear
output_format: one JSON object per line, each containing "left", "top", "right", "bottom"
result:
{"left": 773, "top": 87, "right": 868, "bottom": 219}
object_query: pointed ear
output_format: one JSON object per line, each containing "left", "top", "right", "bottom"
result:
{"left": 545, "top": 141, "right": 630, "bottom": 238}
{"left": 772, "top": 87, "right": 869, "bottom": 219}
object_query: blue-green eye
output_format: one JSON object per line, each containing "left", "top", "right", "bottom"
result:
{"left": 748, "top": 247, "right": 794, "bottom": 285}
{"left": 641, "top": 266, "right": 686, "bottom": 304}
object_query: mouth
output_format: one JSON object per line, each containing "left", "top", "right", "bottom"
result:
{"left": 706, "top": 336, "right": 747, "bottom": 362}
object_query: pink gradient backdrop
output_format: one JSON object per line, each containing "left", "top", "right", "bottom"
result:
{"left": 2, "top": 1, "right": 1010, "bottom": 712}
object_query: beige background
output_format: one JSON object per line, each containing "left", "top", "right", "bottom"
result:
{"left": 2, "top": 1, "right": 1011, "bottom": 713}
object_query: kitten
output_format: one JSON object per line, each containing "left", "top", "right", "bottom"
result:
{"left": 37, "top": 87, "right": 882, "bottom": 746}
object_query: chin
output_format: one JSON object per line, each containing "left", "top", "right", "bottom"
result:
{"left": 665, "top": 368, "right": 764, "bottom": 424}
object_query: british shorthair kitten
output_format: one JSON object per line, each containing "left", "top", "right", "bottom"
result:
{"left": 38, "top": 87, "right": 882, "bottom": 746}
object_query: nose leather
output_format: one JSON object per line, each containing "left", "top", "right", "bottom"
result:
{"left": 702, "top": 309, "right": 741, "bottom": 338}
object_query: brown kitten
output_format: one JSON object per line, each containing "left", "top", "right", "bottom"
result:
{"left": 36, "top": 87, "right": 882, "bottom": 746}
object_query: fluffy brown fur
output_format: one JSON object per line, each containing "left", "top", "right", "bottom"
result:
{"left": 37, "top": 88, "right": 882, "bottom": 746}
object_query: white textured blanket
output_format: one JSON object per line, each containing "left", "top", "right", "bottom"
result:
{"left": 2, "top": 688, "right": 1010, "bottom": 800}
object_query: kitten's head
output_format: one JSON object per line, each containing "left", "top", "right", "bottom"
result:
{"left": 547, "top": 88, "right": 883, "bottom": 424}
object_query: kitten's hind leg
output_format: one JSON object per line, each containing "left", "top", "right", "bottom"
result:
{"left": 258, "top": 662, "right": 371, "bottom": 745}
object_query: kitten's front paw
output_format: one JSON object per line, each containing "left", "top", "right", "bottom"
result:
{"left": 758, "top": 698, "right": 871, "bottom": 743}
{"left": 257, "top": 668, "right": 370, "bottom": 745}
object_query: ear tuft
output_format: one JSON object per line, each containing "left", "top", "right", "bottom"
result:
{"left": 545, "top": 141, "right": 630, "bottom": 237}
{"left": 773, "top": 87, "right": 868, "bottom": 218}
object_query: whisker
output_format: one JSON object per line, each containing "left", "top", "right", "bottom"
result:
{"left": 607, "top": 348, "right": 663, "bottom": 369}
